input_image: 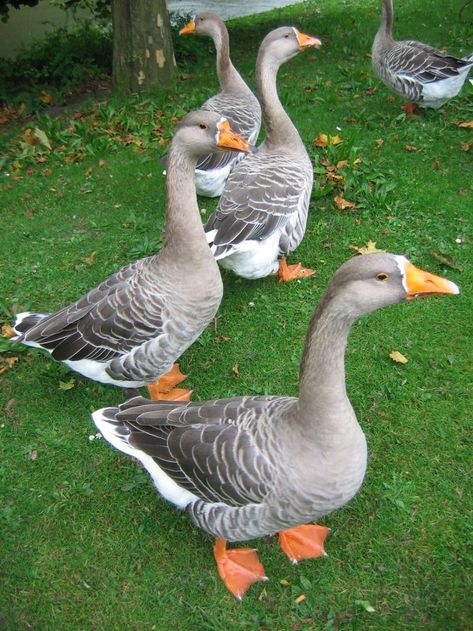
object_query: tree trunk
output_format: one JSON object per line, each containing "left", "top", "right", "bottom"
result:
{"left": 112, "top": 0, "right": 176, "bottom": 93}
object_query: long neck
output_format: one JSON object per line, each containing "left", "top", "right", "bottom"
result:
{"left": 296, "top": 297, "right": 355, "bottom": 432}
{"left": 162, "top": 144, "right": 211, "bottom": 261}
{"left": 213, "top": 25, "right": 249, "bottom": 94}
{"left": 256, "top": 52, "right": 304, "bottom": 150}
{"left": 379, "top": 0, "right": 393, "bottom": 40}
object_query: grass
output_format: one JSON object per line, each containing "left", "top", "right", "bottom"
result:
{"left": 1, "top": 0, "right": 472, "bottom": 628}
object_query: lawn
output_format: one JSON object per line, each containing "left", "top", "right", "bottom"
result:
{"left": 1, "top": 0, "right": 472, "bottom": 629}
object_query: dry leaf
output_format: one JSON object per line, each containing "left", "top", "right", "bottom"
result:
{"left": 456, "top": 120, "right": 473, "bottom": 129}
{"left": 22, "top": 128, "right": 37, "bottom": 145}
{"left": 3, "top": 183, "right": 11, "bottom": 191}
{"left": 59, "top": 378, "right": 76, "bottom": 391}
{"left": 33, "top": 128, "right": 52, "bottom": 150}
{"left": 295, "top": 594, "right": 306, "bottom": 604}
{"left": 39, "top": 91, "right": 54, "bottom": 105}
{"left": 85, "top": 167, "right": 94, "bottom": 178}
{"left": 404, "top": 145, "right": 417, "bottom": 152}
{"left": 389, "top": 350, "right": 408, "bottom": 364}
{"left": 313, "top": 133, "right": 329, "bottom": 147}
{"left": 336, "top": 159, "right": 348, "bottom": 169}
{"left": 350, "top": 241, "right": 385, "bottom": 254}
{"left": 432, "top": 160, "right": 440, "bottom": 170}
{"left": 280, "top": 579, "right": 290, "bottom": 586}
{"left": 431, "top": 251, "right": 463, "bottom": 271}
{"left": 232, "top": 363, "right": 240, "bottom": 378}
{"left": 98, "top": 159, "right": 106, "bottom": 167}
{"left": 334, "top": 195, "right": 356, "bottom": 211}
{"left": 81, "top": 251, "right": 97, "bottom": 266}
{"left": 29, "top": 449, "right": 38, "bottom": 461}
{"left": 375, "top": 138, "right": 384, "bottom": 149}
{"left": 2, "top": 324, "right": 14, "bottom": 338}
{"left": 460, "top": 141, "right": 471, "bottom": 152}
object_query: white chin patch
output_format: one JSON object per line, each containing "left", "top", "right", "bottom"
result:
{"left": 394, "top": 255, "right": 409, "bottom": 293}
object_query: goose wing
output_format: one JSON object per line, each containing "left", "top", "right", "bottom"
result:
{"left": 387, "top": 41, "right": 472, "bottom": 82}
{"left": 111, "top": 395, "right": 292, "bottom": 506}
{"left": 206, "top": 153, "right": 311, "bottom": 258}
{"left": 19, "top": 257, "right": 166, "bottom": 362}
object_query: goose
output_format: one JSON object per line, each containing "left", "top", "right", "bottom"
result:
{"left": 179, "top": 12, "right": 261, "bottom": 197}
{"left": 205, "top": 27, "right": 321, "bottom": 282}
{"left": 92, "top": 253, "right": 459, "bottom": 598}
{"left": 372, "top": 0, "right": 473, "bottom": 110}
{"left": 12, "top": 111, "right": 253, "bottom": 399}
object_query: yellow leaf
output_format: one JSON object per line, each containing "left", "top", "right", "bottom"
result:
{"left": 2, "top": 324, "right": 14, "bottom": 338}
{"left": 389, "top": 350, "right": 408, "bottom": 364}
{"left": 456, "top": 120, "right": 473, "bottom": 129}
{"left": 295, "top": 594, "right": 306, "bottom": 604}
{"left": 33, "top": 127, "right": 52, "bottom": 151}
{"left": 81, "top": 251, "right": 97, "bottom": 266}
{"left": 330, "top": 134, "right": 343, "bottom": 145}
{"left": 334, "top": 195, "right": 356, "bottom": 211}
{"left": 39, "top": 91, "right": 54, "bottom": 105}
{"left": 313, "top": 133, "right": 328, "bottom": 147}
{"left": 336, "top": 159, "right": 348, "bottom": 169}
{"left": 59, "top": 378, "right": 76, "bottom": 391}
{"left": 232, "top": 363, "right": 240, "bottom": 378}
{"left": 350, "top": 241, "right": 385, "bottom": 254}
{"left": 280, "top": 579, "right": 290, "bottom": 586}
{"left": 375, "top": 138, "right": 384, "bottom": 149}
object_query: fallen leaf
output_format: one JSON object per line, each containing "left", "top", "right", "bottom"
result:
{"left": 336, "top": 160, "right": 348, "bottom": 169}
{"left": 330, "top": 134, "right": 343, "bottom": 145}
{"left": 431, "top": 251, "right": 463, "bottom": 271}
{"left": 334, "top": 195, "right": 356, "bottom": 211}
{"left": 2, "top": 324, "right": 14, "bottom": 338}
{"left": 81, "top": 251, "right": 97, "bottom": 266}
{"left": 59, "top": 378, "right": 76, "bottom": 391}
{"left": 389, "top": 350, "right": 408, "bottom": 364}
{"left": 432, "top": 160, "right": 440, "bottom": 170}
{"left": 404, "top": 145, "right": 417, "bottom": 152}
{"left": 458, "top": 188, "right": 466, "bottom": 197}
{"left": 350, "top": 241, "right": 385, "bottom": 254}
{"left": 42, "top": 168, "right": 52, "bottom": 177}
{"left": 375, "top": 138, "right": 384, "bottom": 149}
{"left": 29, "top": 449, "right": 38, "bottom": 461}
{"left": 3, "top": 183, "right": 11, "bottom": 191}
{"left": 460, "top": 141, "right": 471, "bottom": 152}
{"left": 313, "top": 133, "right": 329, "bottom": 147}
{"left": 280, "top": 579, "right": 290, "bottom": 586}
{"left": 85, "top": 167, "right": 94, "bottom": 178}
{"left": 218, "top": 334, "right": 230, "bottom": 342}
{"left": 39, "top": 91, "right": 54, "bottom": 105}
{"left": 33, "top": 127, "right": 52, "bottom": 151}
{"left": 456, "top": 120, "right": 473, "bottom": 129}
{"left": 232, "top": 363, "right": 240, "bottom": 378}
{"left": 98, "top": 159, "right": 106, "bottom": 167}
{"left": 295, "top": 594, "right": 306, "bottom": 604}
{"left": 22, "top": 128, "right": 37, "bottom": 145}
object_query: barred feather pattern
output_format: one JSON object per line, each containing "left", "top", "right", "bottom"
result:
{"left": 15, "top": 253, "right": 222, "bottom": 383}
{"left": 206, "top": 150, "right": 313, "bottom": 262}
{"left": 96, "top": 391, "right": 366, "bottom": 541}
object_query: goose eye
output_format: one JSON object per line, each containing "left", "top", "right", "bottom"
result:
{"left": 199, "top": 124, "right": 207, "bottom": 130}
{"left": 284, "top": 34, "right": 290, "bottom": 38}
{"left": 376, "top": 272, "right": 389, "bottom": 281}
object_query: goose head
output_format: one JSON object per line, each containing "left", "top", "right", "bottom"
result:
{"left": 179, "top": 12, "right": 224, "bottom": 39}
{"left": 322, "top": 253, "right": 459, "bottom": 319}
{"left": 259, "top": 26, "right": 321, "bottom": 65}
{"left": 173, "top": 110, "right": 255, "bottom": 159}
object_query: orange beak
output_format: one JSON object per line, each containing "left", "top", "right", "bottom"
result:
{"left": 179, "top": 19, "right": 196, "bottom": 35}
{"left": 403, "top": 260, "right": 460, "bottom": 299}
{"left": 216, "top": 119, "right": 255, "bottom": 154}
{"left": 294, "top": 29, "right": 322, "bottom": 49}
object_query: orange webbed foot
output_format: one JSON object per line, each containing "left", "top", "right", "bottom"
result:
{"left": 147, "top": 364, "right": 191, "bottom": 400}
{"left": 278, "top": 258, "right": 315, "bottom": 282}
{"left": 214, "top": 538, "right": 267, "bottom": 600}
{"left": 279, "top": 524, "right": 330, "bottom": 564}
{"left": 402, "top": 102, "right": 420, "bottom": 115}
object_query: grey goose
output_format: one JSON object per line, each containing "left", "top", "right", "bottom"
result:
{"left": 92, "top": 253, "right": 459, "bottom": 598}
{"left": 372, "top": 0, "right": 473, "bottom": 109}
{"left": 180, "top": 12, "right": 261, "bottom": 197}
{"left": 205, "top": 27, "right": 321, "bottom": 282}
{"left": 12, "top": 112, "right": 253, "bottom": 398}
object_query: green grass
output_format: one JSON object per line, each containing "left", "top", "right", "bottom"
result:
{"left": 1, "top": 0, "right": 472, "bottom": 628}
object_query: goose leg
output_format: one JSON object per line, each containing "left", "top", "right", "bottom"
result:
{"left": 278, "top": 258, "right": 315, "bottom": 282}
{"left": 278, "top": 524, "right": 330, "bottom": 564}
{"left": 146, "top": 363, "right": 192, "bottom": 401}
{"left": 213, "top": 538, "right": 267, "bottom": 600}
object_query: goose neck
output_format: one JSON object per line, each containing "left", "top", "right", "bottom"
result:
{"left": 256, "top": 53, "right": 302, "bottom": 150}
{"left": 213, "top": 26, "right": 246, "bottom": 93}
{"left": 380, "top": 0, "right": 394, "bottom": 39}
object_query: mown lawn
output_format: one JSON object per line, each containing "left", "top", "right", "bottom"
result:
{"left": 1, "top": 0, "right": 472, "bottom": 628}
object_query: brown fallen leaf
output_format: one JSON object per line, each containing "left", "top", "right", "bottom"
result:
{"left": 336, "top": 159, "right": 348, "bottom": 169}
{"left": 404, "top": 145, "right": 417, "bottom": 152}
{"left": 334, "top": 195, "right": 356, "bottom": 211}
{"left": 232, "top": 363, "right": 240, "bottom": 378}
{"left": 295, "top": 594, "right": 307, "bottom": 604}
{"left": 39, "top": 91, "right": 54, "bottom": 105}
{"left": 456, "top": 120, "right": 473, "bottom": 129}
{"left": 389, "top": 350, "right": 408, "bottom": 364}
{"left": 350, "top": 241, "right": 385, "bottom": 255}
{"left": 2, "top": 323, "right": 14, "bottom": 338}
{"left": 29, "top": 449, "right": 38, "bottom": 461}
{"left": 460, "top": 141, "right": 471, "bottom": 152}
{"left": 99, "top": 159, "right": 106, "bottom": 167}
{"left": 22, "top": 128, "right": 37, "bottom": 145}
{"left": 313, "top": 133, "right": 329, "bottom": 147}
{"left": 81, "top": 251, "right": 97, "bottom": 266}
{"left": 431, "top": 251, "right": 463, "bottom": 271}
{"left": 33, "top": 127, "right": 52, "bottom": 150}
{"left": 375, "top": 138, "right": 384, "bottom": 149}
{"left": 432, "top": 160, "right": 440, "bottom": 170}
